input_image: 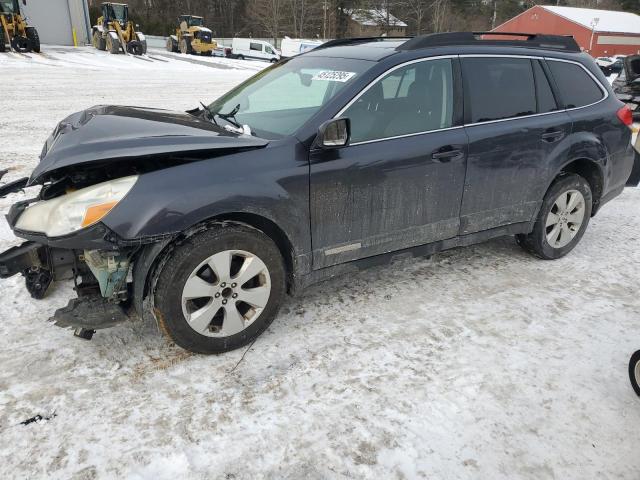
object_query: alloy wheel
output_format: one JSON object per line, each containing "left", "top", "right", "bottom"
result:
{"left": 545, "top": 189, "right": 586, "bottom": 248}
{"left": 181, "top": 250, "right": 271, "bottom": 337}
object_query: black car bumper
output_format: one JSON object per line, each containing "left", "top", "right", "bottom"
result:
{"left": 628, "top": 145, "right": 640, "bottom": 187}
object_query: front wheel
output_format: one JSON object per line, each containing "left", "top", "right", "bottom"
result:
{"left": 153, "top": 223, "right": 286, "bottom": 354}
{"left": 630, "top": 350, "right": 640, "bottom": 397}
{"left": 25, "top": 27, "right": 40, "bottom": 53}
{"left": 517, "top": 173, "right": 592, "bottom": 259}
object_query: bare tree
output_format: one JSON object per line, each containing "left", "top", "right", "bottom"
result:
{"left": 431, "top": 0, "right": 449, "bottom": 32}
{"left": 248, "top": 0, "right": 287, "bottom": 42}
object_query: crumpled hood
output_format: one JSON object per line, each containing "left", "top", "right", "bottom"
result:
{"left": 30, "top": 105, "right": 268, "bottom": 184}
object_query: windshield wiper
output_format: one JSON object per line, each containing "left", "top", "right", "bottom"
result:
{"left": 200, "top": 101, "right": 218, "bottom": 125}
{"left": 216, "top": 104, "right": 243, "bottom": 129}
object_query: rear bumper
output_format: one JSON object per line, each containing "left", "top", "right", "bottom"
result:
{"left": 627, "top": 144, "right": 640, "bottom": 187}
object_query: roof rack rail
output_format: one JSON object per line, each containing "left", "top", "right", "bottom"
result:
{"left": 398, "top": 32, "right": 581, "bottom": 52}
{"left": 313, "top": 36, "right": 412, "bottom": 51}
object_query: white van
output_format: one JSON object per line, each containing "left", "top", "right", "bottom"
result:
{"left": 280, "top": 37, "right": 324, "bottom": 58}
{"left": 229, "top": 38, "right": 280, "bottom": 63}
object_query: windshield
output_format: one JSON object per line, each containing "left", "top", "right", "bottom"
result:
{"left": 106, "top": 4, "right": 127, "bottom": 23}
{"left": 207, "top": 56, "right": 373, "bottom": 139}
{"left": 189, "top": 17, "right": 203, "bottom": 27}
{"left": 0, "top": 0, "right": 17, "bottom": 14}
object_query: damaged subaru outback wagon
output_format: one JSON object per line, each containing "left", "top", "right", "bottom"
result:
{"left": 1, "top": 32, "right": 639, "bottom": 354}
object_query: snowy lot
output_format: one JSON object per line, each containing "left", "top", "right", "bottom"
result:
{"left": 1, "top": 46, "right": 640, "bottom": 479}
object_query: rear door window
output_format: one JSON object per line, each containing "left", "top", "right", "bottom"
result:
{"left": 462, "top": 57, "right": 536, "bottom": 123}
{"left": 547, "top": 60, "right": 604, "bottom": 108}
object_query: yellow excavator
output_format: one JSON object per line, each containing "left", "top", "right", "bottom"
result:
{"left": 166, "top": 15, "right": 216, "bottom": 56}
{"left": 0, "top": 0, "right": 40, "bottom": 53}
{"left": 92, "top": 2, "right": 146, "bottom": 55}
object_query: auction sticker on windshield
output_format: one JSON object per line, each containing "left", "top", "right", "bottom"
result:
{"left": 312, "top": 71, "right": 357, "bottom": 82}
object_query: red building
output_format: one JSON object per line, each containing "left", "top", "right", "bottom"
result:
{"left": 493, "top": 5, "right": 640, "bottom": 57}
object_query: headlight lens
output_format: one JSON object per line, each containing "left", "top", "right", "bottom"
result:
{"left": 15, "top": 176, "right": 138, "bottom": 237}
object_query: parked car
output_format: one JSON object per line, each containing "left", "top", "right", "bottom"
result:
{"left": 613, "top": 55, "right": 640, "bottom": 120}
{"left": 595, "top": 56, "right": 614, "bottom": 67}
{"left": 0, "top": 32, "right": 638, "bottom": 354}
{"left": 600, "top": 58, "right": 624, "bottom": 76}
{"left": 280, "top": 36, "right": 324, "bottom": 58}
{"left": 227, "top": 38, "right": 280, "bottom": 62}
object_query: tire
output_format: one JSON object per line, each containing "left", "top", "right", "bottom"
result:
{"left": 92, "top": 31, "right": 106, "bottom": 51}
{"left": 166, "top": 37, "right": 174, "bottom": 52}
{"left": 238, "top": 54, "right": 244, "bottom": 60}
{"left": 25, "top": 27, "right": 40, "bottom": 53}
{"left": 270, "top": 58, "right": 277, "bottom": 63}
{"left": 517, "top": 173, "right": 592, "bottom": 260}
{"left": 630, "top": 350, "right": 640, "bottom": 397}
{"left": 179, "top": 37, "right": 192, "bottom": 55}
{"left": 153, "top": 223, "right": 286, "bottom": 354}
{"left": 0, "top": 28, "right": 5, "bottom": 52}
{"left": 106, "top": 34, "right": 120, "bottom": 54}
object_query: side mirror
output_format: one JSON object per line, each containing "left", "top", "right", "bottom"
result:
{"left": 317, "top": 118, "right": 350, "bottom": 149}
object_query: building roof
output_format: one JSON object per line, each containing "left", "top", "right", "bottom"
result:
{"left": 348, "top": 9, "right": 408, "bottom": 28}
{"left": 540, "top": 5, "right": 640, "bottom": 35}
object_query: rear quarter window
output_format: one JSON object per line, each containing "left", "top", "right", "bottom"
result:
{"left": 547, "top": 61, "right": 604, "bottom": 108}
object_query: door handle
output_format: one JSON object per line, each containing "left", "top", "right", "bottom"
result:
{"left": 431, "top": 147, "right": 463, "bottom": 162}
{"left": 541, "top": 130, "right": 565, "bottom": 142}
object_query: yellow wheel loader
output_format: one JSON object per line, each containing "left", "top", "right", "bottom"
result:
{"left": 166, "top": 15, "right": 216, "bottom": 56}
{"left": 92, "top": 2, "right": 146, "bottom": 55}
{"left": 0, "top": 0, "right": 40, "bottom": 53}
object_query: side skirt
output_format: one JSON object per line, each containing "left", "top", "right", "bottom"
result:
{"left": 294, "top": 221, "right": 532, "bottom": 293}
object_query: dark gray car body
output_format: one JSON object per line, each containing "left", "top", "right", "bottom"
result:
{"left": 1, "top": 37, "right": 638, "bottom": 310}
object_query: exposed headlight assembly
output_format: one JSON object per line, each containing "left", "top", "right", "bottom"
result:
{"left": 15, "top": 176, "right": 138, "bottom": 237}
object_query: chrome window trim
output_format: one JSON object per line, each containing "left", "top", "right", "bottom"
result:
{"left": 335, "top": 54, "right": 609, "bottom": 146}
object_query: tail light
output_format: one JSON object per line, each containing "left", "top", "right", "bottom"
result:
{"left": 617, "top": 105, "right": 633, "bottom": 127}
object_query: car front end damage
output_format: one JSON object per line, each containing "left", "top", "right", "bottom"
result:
{"left": 0, "top": 175, "right": 160, "bottom": 338}
{"left": 0, "top": 103, "right": 268, "bottom": 339}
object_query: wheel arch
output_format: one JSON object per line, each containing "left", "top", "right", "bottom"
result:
{"left": 554, "top": 158, "right": 604, "bottom": 215}
{"left": 132, "top": 213, "right": 297, "bottom": 320}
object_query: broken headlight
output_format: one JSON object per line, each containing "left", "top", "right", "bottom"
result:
{"left": 15, "top": 176, "right": 138, "bottom": 237}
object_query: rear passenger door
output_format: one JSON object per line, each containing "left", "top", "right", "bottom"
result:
{"left": 460, "top": 56, "right": 573, "bottom": 235}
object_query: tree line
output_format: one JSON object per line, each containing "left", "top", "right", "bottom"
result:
{"left": 87, "top": 0, "right": 640, "bottom": 40}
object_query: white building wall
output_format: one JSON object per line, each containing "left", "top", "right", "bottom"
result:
{"left": 20, "top": 0, "right": 91, "bottom": 46}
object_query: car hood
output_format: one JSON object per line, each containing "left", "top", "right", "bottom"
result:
{"left": 29, "top": 105, "right": 269, "bottom": 185}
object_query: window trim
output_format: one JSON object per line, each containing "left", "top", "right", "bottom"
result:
{"left": 335, "top": 55, "right": 462, "bottom": 146}
{"left": 334, "top": 54, "right": 609, "bottom": 146}
{"left": 459, "top": 54, "right": 608, "bottom": 128}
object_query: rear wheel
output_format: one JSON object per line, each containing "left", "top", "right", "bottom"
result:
{"left": 92, "top": 31, "right": 106, "bottom": 51}
{"left": 237, "top": 54, "right": 244, "bottom": 60}
{"left": 166, "top": 37, "right": 177, "bottom": 52}
{"left": 153, "top": 224, "right": 286, "bottom": 354}
{"left": 25, "top": 27, "right": 40, "bottom": 53}
{"left": 630, "top": 350, "right": 640, "bottom": 397}
{"left": 106, "top": 34, "right": 120, "bottom": 54}
{"left": 0, "top": 28, "right": 5, "bottom": 52}
{"left": 517, "top": 174, "right": 592, "bottom": 259}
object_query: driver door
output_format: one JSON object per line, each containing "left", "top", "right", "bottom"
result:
{"left": 309, "top": 57, "right": 468, "bottom": 269}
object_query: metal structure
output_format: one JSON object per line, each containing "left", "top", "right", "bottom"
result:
{"left": 92, "top": 2, "right": 146, "bottom": 55}
{"left": 167, "top": 15, "right": 216, "bottom": 55}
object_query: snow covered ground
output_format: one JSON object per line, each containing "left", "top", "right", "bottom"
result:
{"left": 0, "top": 46, "right": 639, "bottom": 480}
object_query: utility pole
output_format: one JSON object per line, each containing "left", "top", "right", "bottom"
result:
{"left": 323, "top": 0, "right": 327, "bottom": 40}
